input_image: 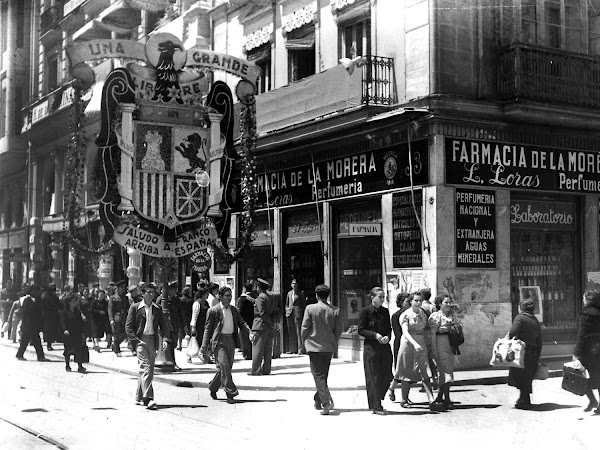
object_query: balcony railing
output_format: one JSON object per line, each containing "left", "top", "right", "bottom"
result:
{"left": 362, "top": 55, "right": 395, "bottom": 106}
{"left": 498, "top": 43, "right": 600, "bottom": 108}
{"left": 41, "top": 5, "right": 64, "bottom": 36}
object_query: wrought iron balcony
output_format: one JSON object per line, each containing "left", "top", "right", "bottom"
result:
{"left": 362, "top": 55, "right": 395, "bottom": 106}
{"left": 498, "top": 43, "right": 600, "bottom": 108}
{"left": 41, "top": 5, "right": 64, "bottom": 37}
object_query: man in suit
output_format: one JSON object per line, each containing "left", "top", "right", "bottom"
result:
{"left": 16, "top": 285, "right": 49, "bottom": 361}
{"left": 248, "top": 278, "right": 276, "bottom": 376}
{"left": 125, "top": 283, "right": 169, "bottom": 410}
{"left": 201, "top": 286, "right": 253, "bottom": 403}
{"left": 108, "top": 280, "right": 129, "bottom": 356}
{"left": 301, "top": 284, "right": 341, "bottom": 415}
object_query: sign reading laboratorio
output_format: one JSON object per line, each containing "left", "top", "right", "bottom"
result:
{"left": 510, "top": 200, "right": 577, "bottom": 231}
{"left": 256, "top": 139, "right": 428, "bottom": 208}
{"left": 446, "top": 138, "right": 600, "bottom": 194}
{"left": 455, "top": 188, "right": 496, "bottom": 268}
{"left": 113, "top": 223, "right": 217, "bottom": 258}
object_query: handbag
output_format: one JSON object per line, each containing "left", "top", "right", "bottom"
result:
{"left": 186, "top": 335, "right": 200, "bottom": 358}
{"left": 534, "top": 363, "right": 549, "bottom": 380}
{"left": 448, "top": 323, "right": 465, "bottom": 355}
{"left": 489, "top": 334, "right": 526, "bottom": 368}
{"left": 562, "top": 361, "right": 589, "bottom": 396}
{"left": 78, "top": 345, "right": 90, "bottom": 364}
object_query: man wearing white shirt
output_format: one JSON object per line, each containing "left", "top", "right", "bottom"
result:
{"left": 201, "top": 286, "right": 253, "bottom": 404}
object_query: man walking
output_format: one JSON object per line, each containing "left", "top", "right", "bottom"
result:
{"left": 201, "top": 286, "right": 253, "bottom": 403}
{"left": 125, "top": 283, "right": 169, "bottom": 410}
{"left": 248, "top": 278, "right": 276, "bottom": 376}
{"left": 301, "top": 284, "right": 341, "bottom": 415}
{"left": 108, "top": 280, "right": 128, "bottom": 356}
{"left": 16, "top": 285, "right": 49, "bottom": 361}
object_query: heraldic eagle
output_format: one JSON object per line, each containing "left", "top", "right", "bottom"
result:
{"left": 152, "top": 40, "right": 184, "bottom": 104}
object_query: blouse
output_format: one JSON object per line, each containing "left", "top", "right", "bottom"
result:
{"left": 428, "top": 311, "right": 455, "bottom": 333}
{"left": 400, "top": 308, "right": 428, "bottom": 335}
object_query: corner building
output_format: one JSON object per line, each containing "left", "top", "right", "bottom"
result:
{"left": 212, "top": 0, "right": 600, "bottom": 367}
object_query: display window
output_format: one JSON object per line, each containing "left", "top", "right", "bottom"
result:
{"left": 334, "top": 201, "right": 382, "bottom": 333}
{"left": 236, "top": 212, "right": 275, "bottom": 296}
{"left": 510, "top": 196, "right": 581, "bottom": 336}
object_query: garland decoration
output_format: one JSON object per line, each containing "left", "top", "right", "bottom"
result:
{"left": 210, "top": 95, "right": 258, "bottom": 265}
{"left": 63, "top": 87, "right": 117, "bottom": 257}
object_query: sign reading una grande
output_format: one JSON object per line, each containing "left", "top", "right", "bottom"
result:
{"left": 446, "top": 138, "right": 600, "bottom": 193}
{"left": 455, "top": 188, "right": 496, "bottom": 268}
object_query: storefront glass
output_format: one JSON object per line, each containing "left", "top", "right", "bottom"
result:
{"left": 335, "top": 201, "right": 382, "bottom": 333}
{"left": 510, "top": 197, "right": 580, "bottom": 334}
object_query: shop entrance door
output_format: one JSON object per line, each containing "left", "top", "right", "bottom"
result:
{"left": 282, "top": 241, "right": 325, "bottom": 306}
{"left": 510, "top": 198, "right": 580, "bottom": 342}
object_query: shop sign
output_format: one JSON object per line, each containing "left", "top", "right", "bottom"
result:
{"left": 8, "top": 253, "right": 29, "bottom": 263}
{"left": 455, "top": 188, "right": 496, "bottom": 268}
{"left": 113, "top": 223, "right": 217, "bottom": 258}
{"left": 31, "top": 100, "right": 49, "bottom": 124}
{"left": 392, "top": 190, "right": 422, "bottom": 268}
{"left": 252, "top": 214, "right": 273, "bottom": 245}
{"left": 257, "top": 139, "right": 428, "bottom": 209}
{"left": 510, "top": 200, "right": 576, "bottom": 230}
{"left": 287, "top": 210, "right": 322, "bottom": 242}
{"left": 338, "top": 208, "right": 381, "bottom": 235}
{"left": 191, "top": 250, "right": 211, "bottom": 273}
{"left": 446, "top": 137, "right": 600, "bottom": 194}
{"left": 349, "top": 223, "right": 381, "bottom": 236}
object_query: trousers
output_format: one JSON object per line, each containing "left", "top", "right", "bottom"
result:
{"left": 136, "top": 335, "right": 156, "bottom": 402}
{"left": 208, "top": 335, "right": 238, "bottom": 398}
{"left": 363, "top": 344, "right": 393, "bottom": 410}
{"left": 286, "top": 312, "right": 304, "bottom": 353}
{"left": 16, "top": 329, "right": 44, "bottom": 359}
{"left": 250, "top": 328, "right": 273, "bottom": 375}
{"left": 309, "top": 352, "right": 333, "bottom": 406}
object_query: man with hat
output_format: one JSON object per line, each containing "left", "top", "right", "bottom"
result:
{"left": 156, "top": 280, "right": 186, "bottom": 370}
{"left": 127, "top": 285, "right": 142, "bottom": 305}
{"left": 108, "top": 280, "right": 129, "bottom": 356}
{"left": 248, "top": 278, "right": 277, "bottom": 376}
{"left": 301, "top": 284, "right": 341, "bottom": 415}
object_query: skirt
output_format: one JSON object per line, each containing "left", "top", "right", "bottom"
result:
{"left": 395, "top": 334, "right": 429, "bottom": 382}
{"left": 434, "top": 334, "right": 455, "bottom": 384}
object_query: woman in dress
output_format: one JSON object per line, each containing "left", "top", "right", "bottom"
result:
{"left": 388, "top": 291, "right": 441, "bottom": 410}
{"left": 573, "top": 290, "right": 600, "bottom": 413}
{"left": 78, "top": 288, "right": 93, "bottom": 341}
{"left": 508, "top": 298, "right": 542, "bottom": 409}
{"left": 60, "top": 293, "right": 87, "bottom": 373}
{"left": 429, "top": 294, "right": 457, "bottom": 408}
{"left": 90, "top": 289, "right": 109, "bottom": 352}
{"left": 189, "top": 286, "right": 210, "bottom": 363}
{"left": 391, "top": 292, "right": 411, "bottom": 366}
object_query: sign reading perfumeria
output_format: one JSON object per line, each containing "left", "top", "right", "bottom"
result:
{"left": 446, "top": 138, "right": 600, "bottom": 193}
{"left": 455, "top": 188, "right": 496, "bottom": 268}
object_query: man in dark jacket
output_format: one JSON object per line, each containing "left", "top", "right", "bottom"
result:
{"left": 249, "top": 278, "right": 277, "bottom": 376}
{"left": 108, "top": 280, "right": 129, "bottom": 356}
{"left": 125, "top": 283, "right": 169, "bottom": 410}
{"left": 236, "top": 282, "right": 255, "bottom": 360}
{"left": 16, "top": 285, "right": 49, "bottom": 361}
{"left": 201, "top": 286, "right": 253, "bottom": 403}
{"left": 41, "top": 284, "right": 62, "bottom": 351}
{"left": 157, "top": 281, "right": 186, "bottom": 370}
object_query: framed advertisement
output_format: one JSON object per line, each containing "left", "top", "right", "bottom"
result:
{"left": 347, "top": 296, "right": 362, "bottom": 319}
{"left": 519, "top": 286, "right": 543, "bottom": 322}
{"left": 213, "top": 250, "right": 230, "bottom": 275}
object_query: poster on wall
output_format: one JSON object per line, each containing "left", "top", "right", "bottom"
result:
{"left": 392, "top": 191, "right": 422, "bottom": 268}
{"left": 455, "top": 188, "right": 496, "bottom": 268}
{"left": 347, "top": 296, "right": 362, "bottom": 320}
{"left": 519, "top": 286, "right": 543, "bottom": 322}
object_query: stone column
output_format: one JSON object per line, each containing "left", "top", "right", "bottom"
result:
{"left": 126, "top": 247, "right": 141, "bottom": 287}
{"left": 117, "top": 103, "right": 136, "bottom": 212}
{"left": 67, "top": 247, "right": 76, "bottom": 288}
{"left": 49, "top": 241, "right": 62, "bottom": 289}
{"left": 207, "top": 112, "right": 223, "bottom": 217}
{"left": 51, "top": 150, "right": 65, "bottom": 215}
{"left": 28, "top": 217, "right": 42, "bottom": 285}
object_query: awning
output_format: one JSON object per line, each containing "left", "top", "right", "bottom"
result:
{"left": 285, "top": 37, "right": 315, "bottom": 50}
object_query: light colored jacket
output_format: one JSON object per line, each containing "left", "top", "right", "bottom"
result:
{"left": 301, "top": 301, "right": 341, "bottom": 353}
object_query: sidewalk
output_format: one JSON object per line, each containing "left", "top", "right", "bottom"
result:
{"left": 2, "top": 338, "right": 563, "bottom": 391}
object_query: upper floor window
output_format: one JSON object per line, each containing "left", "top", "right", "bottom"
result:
{"left": 247, "top": 45, "right": 272, "bottom": 94}
{"left": 46, "top": 55, "right": 59, "bottom": 92}
{"left": 340, "top": 19, "right": 371, "bottom": 59}
{"left": 287, "top": 25, "right": 316, "bottom": 83}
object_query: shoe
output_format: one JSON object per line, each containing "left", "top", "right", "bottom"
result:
{"left": 209, "top": 390, "right": 218, "bottom": 400}
{"left": 177, "top": 346, "right": 182, "bottom": 351}
{"left": 320, "top": 401, "right": 334, "bottom": 415}
{"left": 115, "top": 352, "right": 122, "bottom": 357}
{"left": 135, "top": 400, "right": 144, "bottom": 406}
{"left": 16, "top": 355, "right": 26, "bottom": 361}
{"left": 314, "top": 401, "right": 322, "bottom": 410}
{"left": 515, "top": 397, "right": 531, "bottom": 410}
{"left": 37, "top": 357, "right": 50, "bottom": 362}
{"left": 226, "top": 397, "right": 235, "bottom": 404}
{"left": 65, "top": 366, "right": 72, "bottom": 372}
{"left": 186, "top": 357, "right": 192, "bottom": 363}
{"left": 399, "top": 401, "right": 412, "bottom": 408}
{"left": 47, "top": 345, "right": 54, "bottom": 351}
{"left": 594, "top": 408, "right": 600, "bottom": 415}
{"left": 584, "top": 400, "right": 599, "bottom": 412}
{"left": 146, "top": 400, "right": 157, "bottom": 410}
{"left": 372, "top": 408, "right": 387, "bottom": 415}
{"left": 106, "top": 343, "right": 111, "bottom": 349}
{"left": 77, "top": 367, "right": 87, "bottom": 373}
{"left": 247, "top": 372, "right": 261, "bottom": 376}
{"left": 388, "top": 390, "right": 396, "bottom": 402}
{"left": 429, "top": 401, "right": 447, "bottom": 412}
{"left": 419, "top": 386, "right": 426, "bottom": 393}
{"left": 173, "top": 365, "right": 182, "bottom": 372}
{"left": 94, "top": 345, "right": 100, "bottom": 353}
{"left": 443, "top": 400, "right": 455, "bottom": 410}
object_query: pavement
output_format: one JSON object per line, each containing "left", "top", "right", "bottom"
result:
{"left": 2, "top": 337, "right": 566, "bottom": 392}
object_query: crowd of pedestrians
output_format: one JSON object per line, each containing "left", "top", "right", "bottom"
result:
{"left": 2, "top": 277, "right": 600, "bottom": 416}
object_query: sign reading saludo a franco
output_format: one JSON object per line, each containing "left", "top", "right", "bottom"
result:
{"left": 446, "top": 138, "right": 600, "bottom": 193}
{"left": 455, "top": 188, "right": 496, "bottom": 268}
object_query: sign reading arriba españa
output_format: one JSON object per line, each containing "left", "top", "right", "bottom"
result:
{"left": 113, "top": 223, "right": 218, "bottom": 258}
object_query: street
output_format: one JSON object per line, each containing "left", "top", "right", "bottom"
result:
{"left": 0, "top": 344, "right": 597, "bottom": 450}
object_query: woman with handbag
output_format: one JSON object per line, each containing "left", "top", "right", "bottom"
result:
{"left": 573, "top": 290, "right": 600, "bottom": 413}
{"left": 508, "top": 298, "right": 542, "bottom": 409}
{"left": 60, "top": 293, "right": 87, "bottom": 373}
{"left": 429, "top": 295, "right": 457, "bottom": 409}
{"left": 189, "top": 286, "right": 210, "bottom": 363}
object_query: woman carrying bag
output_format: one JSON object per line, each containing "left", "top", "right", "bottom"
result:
{"left": 572, "top": 290, "right": 600, "bottom": 413}
{"left": 429, "top": 295, "right": 458, "bottom": 409}
{"left": 508, "top": 298, "right": 542, "bottom": 409}
{"left": 60, "top": 293, "right": 88, "bottom": 373}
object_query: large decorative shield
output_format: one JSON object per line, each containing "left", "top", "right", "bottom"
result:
{"left": 133, "top": 122, "right": 209, "bottom": 228}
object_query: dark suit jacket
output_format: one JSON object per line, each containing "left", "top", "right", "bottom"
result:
{"left": 125, "top": 301, "right": 170, "bottom": 349}
{"left": 251, "top": 292, "right": 276, "bottom": 332}
{"left": 201, "top": 304, "right": 251, "bottom": 353}
{"left": 300, "top": 301, "right": 341, "bottom": 353}
{"left": 358, "top": 304, "right": 392, "bottom": 350}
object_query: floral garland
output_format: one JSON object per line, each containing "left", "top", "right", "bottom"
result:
{"left": 210, "top": 96, "right": 258, "bottom": 265}
{"left": 62, "top": 87, "right": 117, "bottom": 257}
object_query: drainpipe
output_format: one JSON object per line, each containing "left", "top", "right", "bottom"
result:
{"left": 429, "top": 0, "right": 437, "bottom": 94}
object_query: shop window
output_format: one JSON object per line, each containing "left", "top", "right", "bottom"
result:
{"left": 510, "top": 198, "right": 580, "bottom": 334}
{"left": 335, "top": 202, "right": 382, "bottom": 333}
{"left": 339, "top": 19, "right": 371, "bottom": 59}
{"left": 286, "top": 25, "right": 315, "bottom": 83}
{"left": 237, "top": 212, "right": 275, "bottom": 296}
{"left": 46, "top": 55, "right": 59, "bottom": 93}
